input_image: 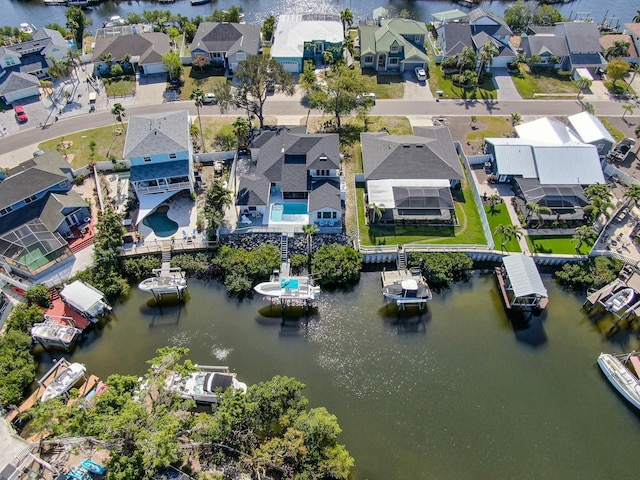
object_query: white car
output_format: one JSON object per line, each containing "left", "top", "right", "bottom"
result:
{"left": 358, "top": 92, "right": 376, "bottom": 105}
{"left": 203, "top": 93, "right": 216, "bottom": 104}
{"left": 414, "top": 67, "right": 427, "bottom": 82}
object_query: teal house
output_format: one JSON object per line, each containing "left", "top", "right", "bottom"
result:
{"left": 271, "top": 14, "right": 344, "bottom": 73}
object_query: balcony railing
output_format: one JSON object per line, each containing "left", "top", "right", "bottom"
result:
{"left": 133, "top": 181, "right": 191, "bottom": 195}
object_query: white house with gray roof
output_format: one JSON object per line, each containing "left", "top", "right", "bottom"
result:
{"left": 361, "top": 127, "right": 464, "bottom": 225}
{"left": 0, "top": 28, "right": 70, "bottom": 104}
{"left": 124, "top": 110, "right": 194, "bottom": 223}
{"left": 190, "top": 22, "right": 261, "bottom": 74}
{"left": 235, "top": 127, "right": 343, "bottom": 232}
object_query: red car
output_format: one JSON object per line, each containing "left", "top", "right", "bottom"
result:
{"left": 14, "top": 106, "right": 28, "bottom": 123}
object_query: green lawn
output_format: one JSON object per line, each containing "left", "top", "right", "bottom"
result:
{"left": 352, "top": 61, "right": 404, "bottom": 99}
{"left": 485, "top": 204, "right": 521, "bottom": 252}
{"left": 39, "top": 125, "right": 127, "bottom": 168}
{"left": 510, "top": 69, "right": 578, "bottom": 99}
{"left": 466, "top": 116, "right": 513, "bottom": 142}
{"left": 103, "top": 75, "right": 136, "bottom": 97}
{"left": 357, "top": 174, "right": 486, "bottom": 246}
{"left": 526, "top": 234, "right": 591, "bottom": 255}
{"left": 180, "top": 65, "right": 230, "bottom": 99}
{"left": 427, "top": 63, "right": 497, "bottom": 100}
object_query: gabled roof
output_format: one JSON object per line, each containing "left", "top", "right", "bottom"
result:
{"left": 520, "top": 34, "right": 569, "bottom": 58}
{"left": 272, "top": 14, "right": 343, "bottom": 58}
{"left": 360, "top": 18, "right": 429, "bottom": 60}
{"left": 567, "top": 112, "right": 615, "bottom": 144}
{"left": 599, "top": 34, "right": 638, "bottom": 58}
{"left": 124, "top": 111, "right": 190, "bottom": 158}
{"left": 440, "top": 23, "right": 473, "bottom": 56}
{"left": 467, "top": 7, "right": 509, "bottom": 29}
{"left": 486, "top": 139, "right": 538, "bottom": 178}
{"left": 502, "top": 254, "right": 548, "bottom": 299}
{"left": 534, "top": 144, "right": 604, "bottom": 185}
{"left": 625, "top": 23, "right": 640, "bottom": 37}
{"left": 556, "top": 22, "right": 602, "bottom": 54}
{"left": 0, "top": 71, "right": 40, "bottom": 95}
{"left": 361, "top": 127, "right": 463, "bottom": 181}
{"left": 93, "top": 32, "right": 170, "bottom": 64}
{"left": 309, "top": 179, "right": 341, "bottom": 211}
{"left": 515, "top": 117, "right": 580, "bottom": 145}
{"left": 190, "top": 22, "right": 261, "bottom": 56}
{"left": 0, "top": 152, "right": 69, "bottom": 210}
{"left": 36, "top": 28, "right": 68, "bottom": 51}
{"left": 432, "top": 9, "right": 468, "bottom": 23}
{"left": 40, "top": 191, "right": 87, "bottom": 232}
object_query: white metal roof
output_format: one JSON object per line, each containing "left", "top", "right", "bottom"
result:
{"left": 60, "top": 280, "right": 106, "bottom": 314}
{"left": 515, "top": 117, "right": 580, "bottom": 145}
{"left": 534, "top": 144, "right": 604, "bottom": 185}
{"left": 502, "top": 254, "right": 547, "bottom": 298}
{"left": 567, "top": 112, "right": 615, "bottom": 145}
{"left": 487, "top": 139, "right": 538, "bottom": 178}
{"left": 271, "top": 14, "right": 344, "bottom": 58}
{"left": 367, "top": 178, "right": 450, "bottom": 208}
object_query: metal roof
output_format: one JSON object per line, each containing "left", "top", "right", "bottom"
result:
{"left": 515, "top": 117, "right": 580, "bottom": 145}
{"left": 567, "top": 112, "right": 615, "bottom": 145}
{"left": 272, "top": 14, "right": 343, "bottom": 58}
{"left": 432, "top": 9, "right": 468, "bottom": 22}
{"left": 502, "top": 254, "right": 548, "bottom": 299}
{"left": 487, "top": 139, "right": 538, "bottom": 178}
{"left": 534, "top": 144, "right": 604, "bottom": 185}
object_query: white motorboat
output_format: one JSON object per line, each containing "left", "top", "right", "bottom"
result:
{"left": 19, "top": 23, "right": 36, "bottom": 35}
{"left": 103, "top": 15, "right": 126, "bottom": 28}
{"left": 597, "top": 353, "right": 640, "bottom": 410}
{"left": 254, "top": 276, "right": 320, "bottom": 301}
{"left": 30, "top": 320, "right": 81, "bottom": 348}
{"left": 605, "top": 288, "right": 634, "bottom": 313}
{"left": 383, "top": 278, "right": 432, "bottom": 302}
{"left": 165, "top": 365, "right": 247, "bottom": 403}
{"left": 139, "top": 275, "right": 187, "bottom": 293}
{"left": 41, "top": 362, "right": 86, "bottom": 402}
{"left": 191, "top": 0, "right": 211, "bottom": 4}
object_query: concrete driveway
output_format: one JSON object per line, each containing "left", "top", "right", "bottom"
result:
{"left": 403, "top": 71, "right": 434, "bottom": 101}
{"left": 136, "top": 73, "right": 168, "bottom": 106}
{"left": 492, "top": 68, "right": 522, "bottom": 101}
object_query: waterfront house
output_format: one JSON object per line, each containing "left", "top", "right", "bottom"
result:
{"left": 271, "top": 14, "right": 344, "bottom": 73}
{"left": 519, "top": 30, "right": 569, "bottom": 69}
{"left": 625, "top": 23, "right": 640, "bottom": 65}
{"left": 434, "top": 7, "right": 516, "bottom": 69}
{"left": 359, "top": 18, "right": 429, "bottom": 73}
{"left": 360, "top": 127, "right": 464, "bottom": 225}
{"left": 235, "top": 126, "right": 343, "bottom": 232}
{"left": 0, "top": 28, "right": 70, "bottom": 104}
{"left": 0, "top": 151, "right": 89, "bottom": 279}
{"left": 123, "top": 110, "right": 194, "bottom": 224}
{"left": 599, "top": 33, "right": 639, "bottom": 66}
{"left": 92, "top": 26, "right": 170, "bottom": 75}
{"left": 190, "top": 22, "right": 261, "bottom": 74}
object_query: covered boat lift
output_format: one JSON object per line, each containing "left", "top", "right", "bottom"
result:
{"left": 495, "top": 254, "right": 548, "bottom": 311}
{"left": 60, "top": 280, "right": 110, "bottom": 322}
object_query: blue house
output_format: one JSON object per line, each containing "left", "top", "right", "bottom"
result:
{"left": 271, "top": 14, "right": 344, "bottom": 73}
{"left": 0, "top": 151, "right": 89, "bottom": 279}
{"left": 123, "top": 110, "right": 194, "bottom": 225}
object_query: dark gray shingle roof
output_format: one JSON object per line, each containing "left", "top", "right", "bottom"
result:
{"left": 0, "top": 71, "right": 40, "bottom": 95}
{"left": 520, "top": 35, "right": 569, "bottom": 57}
{"left": 124, "top": 111, "right": 190, "bottom": 158}
{"left": 92, "top": 32, "right": 170, "bottom": 64}
{"left": 558, "top": 22, "right": 601, "bottom": 54}
{"left": 309, "top": 179, "right": 341, "bottom": 211}
{"left": 190, "top": 22, "right": 261, "bottom": 56}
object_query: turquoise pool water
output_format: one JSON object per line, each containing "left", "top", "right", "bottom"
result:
{"left": 270, "top": 203, "right": 308, "bottom": 222}
{"left": 142, "top": 206, "right": 178, "bottom": 237}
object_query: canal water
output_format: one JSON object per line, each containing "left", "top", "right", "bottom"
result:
{"left": 36, "top": 272, "right": 640, "bottom": 479}
{"left": 4, "top": 0, "right": 635, "bottom": 36}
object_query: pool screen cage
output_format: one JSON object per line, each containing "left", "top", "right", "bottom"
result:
{"left": 0, "top": 219, "right": 69, "bottom": 273}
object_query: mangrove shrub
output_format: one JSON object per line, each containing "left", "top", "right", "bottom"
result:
{"left": 409, "top": 252, "right": 474, "bottom": 289}
{"left": 311, "top": 244, "right": 362, "bottom": 287}
{"left": 555, "top": 256, "right": 623, "bottom": 291}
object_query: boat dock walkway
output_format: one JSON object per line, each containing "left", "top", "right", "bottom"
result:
{"left": 585, "top": 265, "right": 640, "bottom": 318}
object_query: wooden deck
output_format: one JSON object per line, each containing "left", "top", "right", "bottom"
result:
{"left": 495, "top": 267, "right": 513, "bottom": 310}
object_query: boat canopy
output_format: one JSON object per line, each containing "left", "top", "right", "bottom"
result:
{"left": 502, "top": 254, "right": 548, "bottom": 298}
{"left": 136, "top": 190, "right": 179, "bottom": 225}
{"left": 60, "top": 280, "right": 106, "bottom": 317}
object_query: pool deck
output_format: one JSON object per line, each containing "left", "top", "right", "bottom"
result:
{"left": 137, "top": 194, "right": 199, "bottom": 244}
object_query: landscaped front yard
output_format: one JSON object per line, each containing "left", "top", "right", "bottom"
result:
{"left": 427, "top": 62, "right": 497, "bottom": 100}
{"left": 180, "top": 65, "right": 229, "bottom": 99}
{"left": 525, "top": 234, "right": 591, "bottom": 255}
{"left": 510, "top": 69, "right": 579, "bottom": 99}
{"left": 465, "top": 116, "right": 514, "bottom": 154}
{"left": 103, "top": 75, "right": 136, "bottom": 97}
{"left": 352, "top": 61, "right": 404, "bottom": 99}
{"left": 39, "top": 125, "right": 127, "bottom": 168}
{"left": 356, "top": 174, "right": 486, "bottom": 246}
{"left": 485, "top": 204, "right": 521, "bottom": 252}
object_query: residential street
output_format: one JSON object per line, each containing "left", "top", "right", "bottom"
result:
{"left": 0, "top": 97, "right": 635, "bottom": 158}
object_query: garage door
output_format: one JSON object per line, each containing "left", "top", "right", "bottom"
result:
{"left": 143, "top": 63, "right": 167, "bottom": 75}
{"left": 491, "top": 57, "right": 512, "bottom": 69}
{"left": 280, "top": 61, "right": 299, "bottom": 73}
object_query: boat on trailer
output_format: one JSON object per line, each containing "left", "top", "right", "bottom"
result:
{"left": 597, "top": 352, "right": 640, "bottom": 410}
{"left": 165, "top": 365, "right": 247, "bottom": 403}
{"left": 41, "top": 362, "right": 86, "bottom": 402}
{"left": 605, "top": 288, "right": 634, "bottom": 313}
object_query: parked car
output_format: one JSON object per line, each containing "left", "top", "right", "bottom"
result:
{"left": 414, "top": 67, "right": 427, "bottom": 82}
{"left": 14, "top": 106, "right": 28, "bottom": 123}
{"left": 357, "top": 92, "right": 376, "bottom": 105}
{"left": 203, "top": 93, "right": 216, "bottom": 104}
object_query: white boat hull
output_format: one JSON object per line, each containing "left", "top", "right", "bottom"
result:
{"left": 41, "top": 363, "right": 86, "bottom": 402}
{"left": 139, "top": 276, "right": 187, "bottom": 293}
{"left": 597, "top": 353, "right": 640, "bottom": 410}
{"left": 254, "top": 277, "right": 320, "bottom": 301}
{"left": 605, "top": 288, "right": 634, "bottom": 313}
{"left": 166, "top": 366, "right": 247, "bottom": 403}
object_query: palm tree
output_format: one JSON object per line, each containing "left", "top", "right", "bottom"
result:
{"left": 204, "top": 180, "right": 232, "bottom": 235}
{"left": 634, "top": 10, "right": 640, "bottom": 22}
{"left": 39, "top": 79, "right": 53, "bottom": 100}
{"left": 582, "top": 103, "right": 595, "bottom": 115}
{"left": 46, "top": 55, "right": 70, "bottom": 82}
{"left": 584, "top": 184, "right": 613, "bottom": 203}
{"left": 525, "top": 202, "right": 553, "bottom": 227}
{"left": 576, "top": 77, "right": 592, "bottom": 99}
{"left": 487, "top": 193, "right": 502, "bottom": 214}
{"left": 457, "top": 46, "right": 477, "bottom": 74}
{"left": 100, "top": 53, "right": 113, "bottom": 67}
{"left": 110, "top": 103, "right": 126, "bottom": 129}
{"left": 605, "top": 40, "right": 630, "bottom": 60}
{"left": 511, "top": 112, "right": 522, "bottom": 126}
{"left": 624, "top": 184, "right": 640, "bottom": 206}
{"left": 572, "top": 225, "right": 597, "bottom": 253}
{"left": 340, "top": 9, "right": 354, "bottom": 35}
{"left": 494, "top": 224, "right": 523, "bottom": 253}
{"left": 625, "top": 64, "right": 640, "bottom": 94}
{"left": 191, "top": 88, "right": 206, "bottom": 153}
{"left": 302, "top": 224, "right": 319, "bottom": 268}
{"left": 584, "top": 196, "right": 615, "bottom": 222}
{"left": 622, "top": 103, "right": 635, "bottom": 119}
{"left": 477, "top": 42, "right": 499, "bottom": 76}
{"left": 368, "top": 203, "right": 385, "bottom": 224}
{"left": 232, "top": 117, "right": 250, "bottom": 149}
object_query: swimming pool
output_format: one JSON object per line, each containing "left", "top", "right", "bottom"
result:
{"left": 142, "top": 205, "right": 178, "bottom": 237}
{"left": 269, "top": 203, "right": 308, "bottom": 223}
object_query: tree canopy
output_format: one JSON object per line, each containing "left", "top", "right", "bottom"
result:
{"left": 311, "top": 244, "right": 363, "bottom": 287}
